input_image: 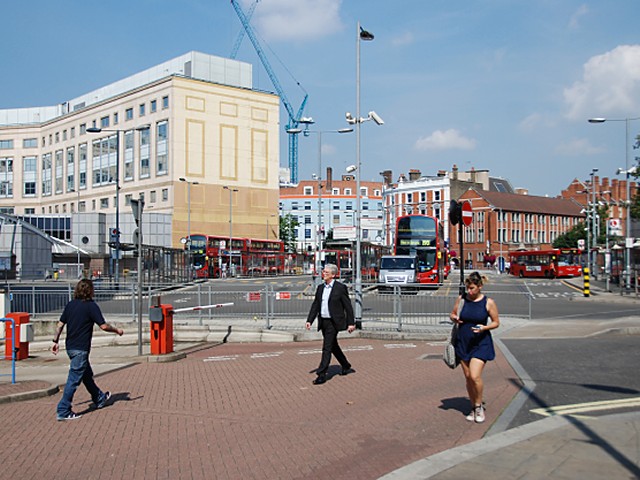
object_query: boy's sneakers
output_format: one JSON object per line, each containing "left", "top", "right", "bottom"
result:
{"left": 57, "top": 412, "right": 82, "bottom": 421}
{"left": 95, "top": 391, "right": 111, "bottom": 409}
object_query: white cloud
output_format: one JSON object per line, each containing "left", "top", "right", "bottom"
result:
{"left": 391, "top": 31, "right": 415, "bottom": 47}
{"left": 554, "top": 138, "right": 605, "bottom": 156}
{"left": 248, "top": 0, "right": 344, "bottom": 42}
{"left": 564, "top": 45, "right": 640, "bottom": 120}
{"left": 568, "top": 4, "right": 589, "bottom": 29}
{"left": 414, "top": 129, "right": 476, "bottom": 151}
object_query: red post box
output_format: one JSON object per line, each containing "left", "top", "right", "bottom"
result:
{"left": 5, "top": 312, "right": 32, "bottom": 361}
{"left": 149, "top": 304, "right": 174, "bottom": 355}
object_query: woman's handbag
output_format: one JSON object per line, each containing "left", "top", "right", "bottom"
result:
{"left": 443, "top": 324, "right": 459, "bottom": 369}
{"left": 443, "top": 298, "right": 463, "bottom": 369}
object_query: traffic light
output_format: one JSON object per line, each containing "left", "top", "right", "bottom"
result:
{"left": 108, "top": 228, "right": 120, "bottom": 249}
{"left": 449, "top": 200, "right": 461, "bottom": 226}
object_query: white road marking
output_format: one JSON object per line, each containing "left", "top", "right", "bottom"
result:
{"left": 203, "top": 355, "right": 239, "bottom": 362}
{"left": 530, "top": 396, "right": 640, "bottom": 417}
{"left": 384, "top": 344, "right": 417, "bottom": 349}
{"left": 250, "top": 352, "right": 283, "bottom": 358}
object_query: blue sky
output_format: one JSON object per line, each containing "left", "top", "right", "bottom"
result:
{"left": 2, "top": 0, "right": 640, "bottom": 196}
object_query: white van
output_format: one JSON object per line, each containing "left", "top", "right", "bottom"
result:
{"left": 378, "top": 255, "right": 418, "bottom": 291}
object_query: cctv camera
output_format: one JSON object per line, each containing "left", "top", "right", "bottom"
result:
{"left": 616, "top": 168, "right": 623, "bottom": 175}
{"left": 345, "top": 112, "right": 356, "bottom": 125}
{"left": 346, "top": 165, "right": 357, "bottom": 173}
{"left": 368, "top": 111, "right": 384, "bottom": 125}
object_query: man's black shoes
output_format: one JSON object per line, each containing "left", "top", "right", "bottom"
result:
{"left": 340, "top": 367, "right": 355, "bottom": 376}
{"left": 312, "top": 375, "right": 327, "bottom": 385}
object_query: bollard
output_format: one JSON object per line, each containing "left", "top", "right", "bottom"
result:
{"left": 583, "top": 266, "right": 590, "bottom": 297}
{"left": 5, "top": 312, "right": 33, "bottom": 360}
{"left": 149, "top": 304, "right": 174, "bottom": 355}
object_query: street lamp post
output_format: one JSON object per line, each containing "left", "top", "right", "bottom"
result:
{"left": 588, "top": 116, "right": 640, "bottom": 293}
{"left": 287, "top": 126, "right": 353, "bottom": 277}
{"left": 349, "top": 21, "right": 378, "bottom": 325}
{"left": 180, "top": 178, "right": 199, "bottom": 280}
{"left": 223, "top": 186, "right": 238, "bottom": 277}
{"left": 591, "top": 168, "right": 598, "bottom": 278}
{"left": 87, "top": 124, "right": 149, "bottom": 284}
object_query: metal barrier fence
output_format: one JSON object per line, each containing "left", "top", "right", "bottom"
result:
{"left": 7, "top": 282, "right": 533, "bottom": 333}
{"left": 0, "top": 318, "right": 16, "bottom": 384}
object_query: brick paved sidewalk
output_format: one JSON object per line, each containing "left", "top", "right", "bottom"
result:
{"left": 0, "top": 338, "right": 518, "bottom": 479}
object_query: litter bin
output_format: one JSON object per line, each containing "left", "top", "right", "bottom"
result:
{"left": 5, "top": 312, "right": 33, "bottom": 360}
{"left": 149, "top": 304, "right": 174, "bottom": 355}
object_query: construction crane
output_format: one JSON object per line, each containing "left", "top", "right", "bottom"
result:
{"left": 229, "top": 0, "right": 258, "bottom": 59}
{"left": 230, "top": 0, "right": 309, "bottom": 184}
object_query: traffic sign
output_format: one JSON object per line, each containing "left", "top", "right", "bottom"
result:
{"left": 246, "top": 292, "right": 261, "bottom": 302}
{"left": 461, "top": 201, "right": 473, "bottom": 226}
{"left": 276, "top": 292, "right": 291, "bottom": 300}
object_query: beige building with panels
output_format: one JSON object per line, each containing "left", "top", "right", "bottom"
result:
{"left": 0, "top": 52, "right": 281, "bottom": 262}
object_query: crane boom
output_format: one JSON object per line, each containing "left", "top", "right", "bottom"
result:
{"left": 229, "top": 0, "right": 259, "bottom": 59}
{"left": 230, "top": 0, "right": 308, "bottom": 183}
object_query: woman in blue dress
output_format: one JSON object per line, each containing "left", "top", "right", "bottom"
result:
{"left": 449, "top": 272, "right": 500, "bottom": 423}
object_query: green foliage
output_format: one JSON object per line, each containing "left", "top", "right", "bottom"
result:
{"left": 279, "top": 214, "right": 299, "bottom": 253}
{"left": 552, "top": 222, "right": 586, "bottom": 249}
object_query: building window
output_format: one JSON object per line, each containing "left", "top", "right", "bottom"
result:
{"left": 100, "top": 198, "right": 109, "bottom": 209}
{"left": 139, "top": 103, "right": 146, "bottom": 116}
{"left": 374, "top": 189, "right": 381, "bottom": 196}
{"left": 63, "top": 130, "right": 67, "bottom": 141}
{"left": 162, "top": 95, "right": 169, "bottom": 109}
{"left": 0, "top": 157, "right": 13, "bottom": 198}
{"left": 434, "top": 191, "right": 441, "bottom": 202}
{"left": 346, "top": 201, "right": 353, "bottom": 211}
{"left": 113, "top": 112, "right": 119, "bottom": 125}
{"left": 79, "top": 143, "right": 87, "bottom": 189}
{"left": 125, "top": 108, "right": 133, "bottom": 121}
{"left": 162, "top": 188, "right": 168, "bottom": 201}
{"left": 332, "top": 188, "right": 339, "bottom": 195}
{"left": 100, "top": 116, "right": 110, "bottom": 128}
{"left": 23, "top": 138, "right": 37, "bottom": 148}
{"left": 23, "top": 155, "right": 37, "bottom": 196}
{"left": 333, "top": 201, "right": 340, "bottom": 210}
{"left": 156, "top": 121, "right": 168, "bottom": 175}
{"left": 80, "top": 123, "right": 86, "bottom": 135}
{"left": 139, "top": 127, "right": 150, "bottom": 178}
{"left": 91, "top": 135, "right": 117, "bottom": 187}
{"left": 345, "top": 188, "right": 352, "bottom": 195}
{"left": 420, "top": 192, "right": 426, "bottom": 203}
{"left": 123, "top": 130, "right": 134, "bottom": 181}
{"left": 304, "top": 202, "right": 311, "bottom": 210}
{"left": 151, "top": 99, "right": 157, "bottom": 113}
{"left": 42, "top": 153, "right": 52, "bottom": 196}
{"left": 66, "top": 147, "right": 75, "bottom": 192}
{"left": 0, "top": 140, "right": 14, "bottom": 149}
{"left": 363, "top": 201, "right": 369, "bottom": 210}
{"left": 291, "top": 202, "right": 298, "bottom": 210}
{"left": 150, "top": 190, "right": 157, "bottom": 203}
{"left": 304, "top": 186, "right": 313, "bottom": 195}
{"left": 55, "top": 150, "right": 63, "bottom": 194}
{"left": 333, "top": 214, "right": 340, "bottom": 224}
{"left": 70, "top": 127, "right": 75, "bottom": 139}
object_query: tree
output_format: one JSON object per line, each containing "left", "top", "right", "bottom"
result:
{"left": 552, "top": 222, "right": 586, "bottom": 249}
{"left": 279, "top": 214, "right": 299, "bottom": 253}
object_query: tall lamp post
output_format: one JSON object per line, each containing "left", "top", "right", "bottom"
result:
{"left": 591, "top": 168, "right": 598, "bottom": 278}
{"left": 287, "top": 126, "right": 353, "bottom": 276}
{"left": 180, "top": 177, "right": 199, "bottom": 279}
{"left": 588, "top": 116, "right": 640, "bottom": 293}
{"left": 346, "top": 21, "right": 381, "bottom": 325}
{"left": 223, "top": 186, "right": 238, "bottom": 276}
{"left": 88, "top": 124, "right": 150, "bottom": 284}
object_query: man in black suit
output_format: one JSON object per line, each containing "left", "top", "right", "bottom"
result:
{"left": 306, "top": 263, "right": 356, "bottom": 385}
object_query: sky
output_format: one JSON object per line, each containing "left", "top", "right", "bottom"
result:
{"left": 2, "top": 0, "right": 640, "bottom": 196}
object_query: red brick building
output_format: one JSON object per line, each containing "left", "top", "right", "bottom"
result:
{"left": 452, "top": 189, "right": 584, "bottom": 270}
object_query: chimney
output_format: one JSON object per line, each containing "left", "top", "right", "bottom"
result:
{"left": 326, "top": 167, "right": 333, "bottom": 192}
{"left": 470, "top": 166, "right": 476, "bottom": 183}
{"left": 452, "top": 164, "right": 459, "bottom": 180}
{"left": 380, "top": 169, "right": 392, "bottom": 186}
{"left": 408, "top": 169, "right": 421, "bottom": 181}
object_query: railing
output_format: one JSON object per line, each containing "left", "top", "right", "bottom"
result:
{"left": 0, "top": 318, "right": 16, "bottom": 384}
{"left": 6, "top": 282, "right": 533, "bottom": 333}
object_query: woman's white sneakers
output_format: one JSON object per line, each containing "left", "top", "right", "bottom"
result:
{"left": 466, "top": 404, "right": 486, "bottom": 423}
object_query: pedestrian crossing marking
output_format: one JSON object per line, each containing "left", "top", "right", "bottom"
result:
{"left": 531, "top": 396, "right": 640, "bottom": 417}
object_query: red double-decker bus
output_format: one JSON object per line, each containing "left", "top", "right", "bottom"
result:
{"left": 186, "top": 234, "right": 286, "bottom": 278}
{"left": 394, "top": 214, "right": 446, "bottom": 285}
{"left": 509, "top": 248, "right": 582, "bottom": 278}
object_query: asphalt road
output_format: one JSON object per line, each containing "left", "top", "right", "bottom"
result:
{"left": 502, "top": 335, "right": 640, "bottom": 429}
